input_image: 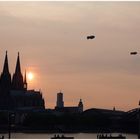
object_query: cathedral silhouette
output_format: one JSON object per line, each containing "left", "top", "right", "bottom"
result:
{"left": 0, "top": 51, "right": 45, "bottom": 110}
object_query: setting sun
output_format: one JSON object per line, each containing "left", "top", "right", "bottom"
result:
{"left": 27, "top": 72, "right": 34, "bottom": 81}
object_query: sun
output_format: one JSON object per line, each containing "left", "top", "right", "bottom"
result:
{"left": 27, "top": 72, "right": 34, "bottom": 81}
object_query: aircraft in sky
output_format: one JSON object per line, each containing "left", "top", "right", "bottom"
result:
{"left": 130, "top": 52, "right": 138, "bottom": 55}
{"left": 87, "top": 35, "right": 95, "bottom": 40}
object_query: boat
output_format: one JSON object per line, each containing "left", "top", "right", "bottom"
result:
{"left": 51, "top": 134, "right": 74, "bottom": 139}
{"left": 97, "top": 134, "right": 126, "bottom": 139}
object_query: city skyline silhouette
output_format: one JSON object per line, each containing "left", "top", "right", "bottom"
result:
{"left": 0, "top": 2, "right": 140, "bottom": 111}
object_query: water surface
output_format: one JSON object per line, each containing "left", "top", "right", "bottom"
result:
{"left": 1, "top": 133, "right": 137, "bottom": 139}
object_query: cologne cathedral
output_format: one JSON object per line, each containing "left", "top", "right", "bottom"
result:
{"left": 0, "top": 51, "right": 45, "bottom": 110}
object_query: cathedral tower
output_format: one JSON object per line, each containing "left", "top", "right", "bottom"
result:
{"left": 12, "top": 52, "right": 24, "bottom": 90}
{"left": 0, "top": 51, "right": 11, "bottom": 96}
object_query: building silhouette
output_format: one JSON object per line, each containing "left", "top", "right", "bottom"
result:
{"left": 56, "top": 91, "right": 64, "bottom": 108}
{"left": 0, "top": 51, "right": 45, "bottom": 110}
{"left": 55, "top": 91, "right": 83, "bottom": 113}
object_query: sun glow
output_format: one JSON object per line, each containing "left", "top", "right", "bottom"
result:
{"left": 27, "top": 72, "right": 34, "bottom": 81}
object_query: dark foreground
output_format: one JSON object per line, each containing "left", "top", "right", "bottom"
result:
{"left": 0, "top": 108, "right": 139, "bottom": 135}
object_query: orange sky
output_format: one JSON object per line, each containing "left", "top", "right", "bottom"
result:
{"left": 0, "top": 2, "right": 140, "bottom": 111}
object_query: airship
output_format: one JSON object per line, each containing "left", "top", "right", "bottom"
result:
{"left": 130, "top": 52, "right": 138, "bottom": 55}
{"left": 87, "top": 35, "right": 95, "bottom": 40}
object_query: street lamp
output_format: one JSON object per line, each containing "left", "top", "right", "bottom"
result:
{"left": 8, "top": 112, "right": 15, "bottom": 139}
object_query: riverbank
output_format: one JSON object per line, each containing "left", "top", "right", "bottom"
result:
{"left": 0, "top": 126, "right": 138, "bottom": 135}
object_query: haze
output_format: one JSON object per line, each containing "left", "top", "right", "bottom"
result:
{"left": 0, "top": 2, "right": 140, "bottom": 111}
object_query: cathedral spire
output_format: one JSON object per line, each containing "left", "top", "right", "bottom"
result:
{"left": 2, "top": 51, "right": 9, "bottom": 74}
{"left": 12, "top": 52, "right": 24, "bottom": 90}
{"left": 24, "top": 70, "right": 27, "bottom": 83}
{"left": 15, "top": 52, "right": 21, "bottom": 74}
{"left": 24, "top": 70, "right": 27, "bottom": 90}
{"left": 0, "top": 51, "right": 11, "bottom": 96}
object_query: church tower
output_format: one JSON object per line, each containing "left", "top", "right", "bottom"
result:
{"left": 0, "top": 51, "right": 11, "bottom": 96}
{"left": 56, "top": 91, "right": 64, "bottom": 108}
{"left": 12, "top": 52, "right": 24, "bottom": 90}
{"left": 78, "top": 99, "right": 83, "bottom": 113}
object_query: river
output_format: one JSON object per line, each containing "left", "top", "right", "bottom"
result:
{"left": 0, "top": 133, "right": 138, "bottom": 139}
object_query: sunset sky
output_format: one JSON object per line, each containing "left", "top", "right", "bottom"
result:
{"left": 0, "top": 2, "right": 140, "bottom": 111}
